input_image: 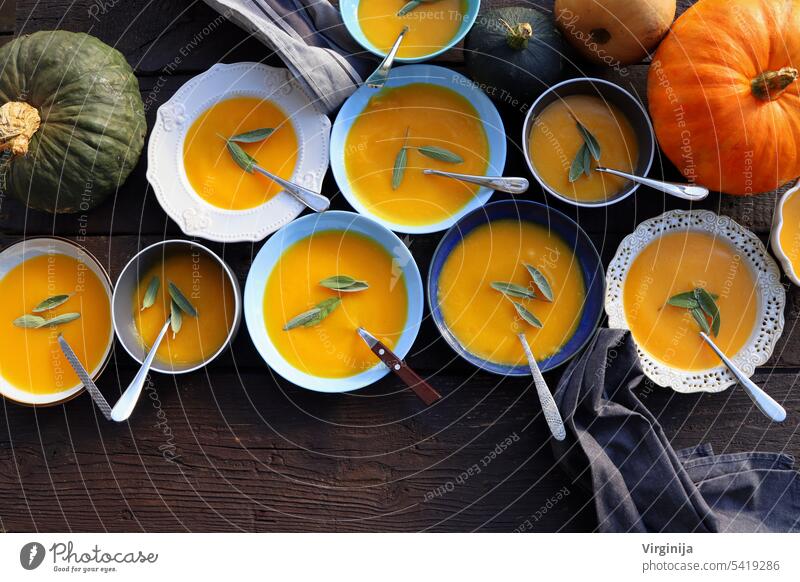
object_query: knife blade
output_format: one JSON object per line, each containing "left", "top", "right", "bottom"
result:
{"left": 357, "top": 327, "right": 441, "bottom": 405}
{"left": 58, "top": 334, "right": 113, "bottom": 420}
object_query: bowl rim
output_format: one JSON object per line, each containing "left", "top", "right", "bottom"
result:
{"left": 770, "top": 179, "right": 800, "bottom": 286}
{"left": 243, "top": 210, "right": 424, "bottom": 392}
{"left": 146, "top": 61, "right": 331, "bottom": 243}
{"left": 330, "top": 63, "right": 506, "bottom": 234}
{"left": 522, "top": 76, "right": 656, "bottom": 208}
{"left": 0, "top": 237, "right": 115, "bottom": 407}
{"left": 339, "top": 0, "right": 482, "bottom": 63}
{"left": 605, "top": 208, "right": 786, "bottom": 393}
{"left": 426, "top": 199, "right": 606, "bottom": 376}
{"left": 112, "top": 239, "right": 242, "bottom": 375}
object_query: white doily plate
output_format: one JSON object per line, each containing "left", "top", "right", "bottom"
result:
{"left": 147, "top": 62, "right": 330, "bottom": 243}
{"left": 605, "top": 209, "right": 785, "bottom": 393}
{"left": 771, "top": 179, "right": 800, "bottom": 286}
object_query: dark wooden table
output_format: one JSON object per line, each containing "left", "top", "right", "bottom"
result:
{"left": 0, "top": 0, "right": 798, "bottom": 533}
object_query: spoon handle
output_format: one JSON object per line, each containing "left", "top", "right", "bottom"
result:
{"left": 422, "top": 169, "right": 530, "bottom": 194}
{"left": 58, "top": 335, "right": 113, "bottom": 420}
{"left": 595, "top": 166, "right": 709, "bottom": 201}
{"left": 111, "top": 320, "right": 171, "bottom": 422}
{"left": 699, "top": 332, "right": 787, "bottom": 422}
{"left": 517, "top": 334, "right": 566, "bottom": 441}
{"left": 253, "top": 165, "right": 329, "bottom": 213}
{"left": 365, "top": 26, "right": 408, "bottom": 89}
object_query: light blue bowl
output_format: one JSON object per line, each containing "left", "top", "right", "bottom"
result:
{"left": 330, "top": 64, "right": 506, "bottom": 234}
{"left": 340, "top": 0, "right": 481, "bottom": 63}
{"left": 428, "top": 200, "right": 605, "bottom": 375}
{"left": 244, "top": 211, "right": 424, "bottom": 392}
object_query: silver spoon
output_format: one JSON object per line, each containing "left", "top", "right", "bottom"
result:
{"left": 517, "top": 333, "right": 567, "bottom": 441}
{"left": 595, "top": 166, "right": 709, "bottom": 201}
{"left": 699, "top": 331, "right": 786, "bottom": 422}
{"left": 58, "top": 335, "right": 113, "bottom": 420}
{"left": 365, "top": 26, "right": 408, "bottom": 89}
{"left": 423, "top": 169, "right": 529, "bottom": 194}
{"left": 252, "top": 163, "right": 329, "bottom": 212}
{"left": 110, "top": 319, "right": 171, "bottom": 422}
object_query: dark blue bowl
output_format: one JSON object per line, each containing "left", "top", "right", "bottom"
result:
{"left": 427, "top": 200, "right": 605, "bottom": 375}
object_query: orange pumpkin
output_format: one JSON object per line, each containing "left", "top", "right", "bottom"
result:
{"left": 647, "top": 0, "right": 800, "bottom": 195}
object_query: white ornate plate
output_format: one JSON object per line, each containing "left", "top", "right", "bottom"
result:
{"left": 147, "top": 62, "right": 330, "bottom": 242}
{"left": 605, "top": 209, "right": 785, "bottom": 393}
{"left": 771, "top": 179, "right": 800, "bottom": 286}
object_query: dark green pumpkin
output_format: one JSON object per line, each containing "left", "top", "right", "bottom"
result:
{"left": 465, "top": 7, "right": 565, "bottom": 107}
{"left": 0, "top": 31, "right": 146, "bottom": 213}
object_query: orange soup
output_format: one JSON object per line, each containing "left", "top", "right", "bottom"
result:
{"left": 529, "top": 95, "right": 638, "bottom": 203}
{"left": 133, "top": 252, "right": 236, "bottom": 367}
{"left": 358, "top": 0, "right": 467, "bottom": 59}
{"left": 0, "top": 253, "right": 112, "bottom": 395}
{"left": 623, "top": 231, "right": 758, "bottom": 371}
{"left": 438, "top": 220, "right": 586, "bottom": 363}
{"left": 183, "top": 96, "right": 298, "bottom": 210}
{"left": 264, "top": 230, "right": 408, "bottom": 377}
{"left": 345, "top": 83, "right": 489, "bottom": 226}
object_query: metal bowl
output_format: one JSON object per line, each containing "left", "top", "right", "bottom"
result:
{"left": 522, "top": 77, "right": 656, "bottom": 208}
{"left": 112, "top": 240, "right": 241, "bottom": 374}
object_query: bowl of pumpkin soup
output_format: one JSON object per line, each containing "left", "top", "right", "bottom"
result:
{"left": 244, "top": 211, "right": 423, "bottom": 392}
{"left": 523, "top": 78, "right": 654, "bottom": 207}
{"left": 340, "top": 0, "right": 480, "bottom": 62}
{"left": 331, "top": 64, "right": 506, "bottom": 234}
{"left": 112, "top": 240, "right": 241, "bottom": 374}
{"left": 148, "top": 62, "right": 330, "bottom": 242}
{"left": 606, "top": 210, "right": 785, "bottom": 393}
{"left": 0, "top": 238, "right": 114, "bottom": 406}
{"left": 428, "top": 200, "right": 605, "bottom": 375}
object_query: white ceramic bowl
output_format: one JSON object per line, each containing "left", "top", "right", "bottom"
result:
{"left": 244, "top": 211, "right": 424, "bottom": 392}
{"left": 771, "top": 179, "right": 800, "bottom": 286}
{"left": 112, "top": 240, "right": 242, "bottom": 374}
{"left": 0, "top": 238, "right": 114, "bottom": 406}
{"left": 330, "top": 64, "right": 507, "bottom": 234}
{"left": 147, "top": 62, "right": 331, "bottom": 243}
{"left": 605, "top": 209, "right": 785, "bottom": 393}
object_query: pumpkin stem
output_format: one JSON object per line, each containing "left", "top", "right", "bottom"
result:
{"left": 498, "top": 18, "right": 533, "bottom": 51}
{"left": 0, "top": 102, "right": 40, "bottom": 156}
{"left": 751, "top": 67, "right": 798, "bottom": 101}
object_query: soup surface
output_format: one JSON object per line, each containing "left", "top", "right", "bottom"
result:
{"left": 133, "top": 252, "right": 236, "bottom": 367}
{"left": 437, "top": 220, "right": 586, "bottom": 364}
{"left": 528, "top": 95, "right": 638, "bottom": 203}
{"left": 0, "top": 253, "right": 111, "bottom": 395}
{"left": 345, "top": 83, "right": 489, "bottom": 226}
{"left": 264, "top": 230, "right": 408, "bottom": 378}
{"left": 623, "top": 231, "right": 758, "bottom": 371}
{"left": 358, "top": 0, "right": 466, "bottom": 59}
{"left": 779, "top": 189, "right": 800, "bottom": 273}
{"left": 183, "top": 96, "right": 298, "bottom": 210}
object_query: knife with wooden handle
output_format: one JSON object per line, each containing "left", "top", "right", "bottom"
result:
{"left": 357, "top": 327, "right": 441, "bottom": 405}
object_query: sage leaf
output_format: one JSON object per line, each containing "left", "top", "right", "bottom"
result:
{"left": 694, "top": 287, "right": 721, "bottom": 337}
{"left": 32, "top": 294, "right": 72, "bottom": 313}
{"left": 582, "top": 141, "right": 592, "bottom": 177}
{"left": 569, "top": 143, "right": 588, "bottom": 183}
{"left": 319, "top": 275, "right": 369, "bottom": 292}
{"left": 141, "top": 276, "right": 160, "bottom": 311}
{"left": 397, "top": 0, "right": 422, "bottom": 16}
{"left": 170, "top": 300, "right": 182, "bottom": 338}
{"left": 283, "top": 297, "right": 341, "bottom": 331}
{"left": 666, "top": 291, "right": 699, "bottom": 309}
{"left": 225, "top": 140, "right": 258, "bottom": 173}
{"left": 416, "top": 145, "right": 464, "bottom": 164}
{"left": 690, "top": 307, "right": 711, "bottom": 334}
{"left": 490, "top": 281, "right": 536, "bottom": 300}
{"left": 392, "top": 127, "right": 411, "bottom": 190}
{"left": 574, "top": 118, "right": 601, "bottom": 161}
{"left": 13, "top": 314, "right": 45, "bottom": 329}
{"left": 229, "top": 127, "right": 274, "bottom": 143}
{"left": 512, "top": 301, "right": 543, "bottom": 328}
{"left": 524, "top": 264, "right": 554, "bottom": 302}
{"left": 41, "top": 312, "right": 81, "bottom": 328}
{"left": 168, "top": 281, "right": 198, "bottom": 317}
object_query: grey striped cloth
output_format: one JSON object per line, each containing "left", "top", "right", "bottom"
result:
{"left": 203, "top": 0, "right": 373, "bottom": 112}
